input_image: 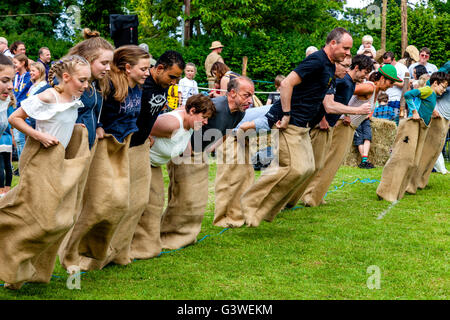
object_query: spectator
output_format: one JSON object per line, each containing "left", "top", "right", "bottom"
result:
{"left": 210, "top": 61, "right": 240, "bottom": 97}
{"left": 27, "top": 62, "right": 47, "bottom": 96}
{"left": 413, "top": 72, "right": 430, "bottom": 90}
{"left": 0, "top": 99, "right": 14, "bottom": 197}
{"left": 305, "top": 46, "right": 318, "bottom": 57}
{"left": 205, "top": 41, "right": 224, "bottom": 88}
{"left": 357, "top": 35, "right": 376, "bottom": 55}
{"left": 37, "top": 47, "right": 52, "bottom": 81}
{"left": 413, "top": 64, "right": 428, "bottom": 80}
{"left": 382, "top": 51, "right": 409, "bottom": 124}
{"left": 178, "top": 62, "right": 199, "bottom": 107}
{"left": 10, "top": 41, "right": 26, "bottom": 56}
{"left": 266, "top": 74, "right": 285, "bottom": 105}
{"left": 12, "top": 54, "right": 32, "bottom": 165}
{"left": 12, "top": 54, "right": 32, "bottom": 107}
{"left": 373, "top": 91, "right": 394, "bottom": 121}
{"left": 0, "top": 37, "right": 13, "bottom": 58}
{"left": 408, "top": 47, "right": 438, "bottom": 76}
{"left": 398, "top": 45, "right": 420, "bottom": 68}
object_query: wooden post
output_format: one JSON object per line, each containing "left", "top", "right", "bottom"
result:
{"left": 242, "top": 56, "right": 248, "bottom": 77}
{"left": 184, "top": 0, "right": 191, "bottom": 45}
{"left": 401, "top": 0, "right": 408, "bottom": 56}
{"left": 381, "top": 0, "right": 387, "bottom": 51}
{"left": 399, "top": 71, "right": 410, "bottom": 118}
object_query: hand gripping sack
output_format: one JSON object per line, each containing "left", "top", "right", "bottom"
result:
{"left": 0, "top": 126, "right": 91, "bottom": 287}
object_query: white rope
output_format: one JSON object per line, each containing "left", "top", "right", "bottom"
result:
{"left": 179, "top": 84, "right": 279, "bottom": 95}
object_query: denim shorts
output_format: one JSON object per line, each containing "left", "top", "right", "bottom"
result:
{"left": 353, "top": 118, "right": 372, "bottom": 145}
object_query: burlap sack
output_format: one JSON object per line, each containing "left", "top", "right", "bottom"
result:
{"left": 104, "top": 142, "right": 151, "bottom": 266}
{"left": 301, "top": 120, "right": 356, "bottom": 207}
{"left": 213, "top": 135, "right": 254, "bottom": 228}
{"left": 130, "top": 165, "right": 165, "bottom": 260}
{"left": 58, "top": 134, "right": 133, "bottom": 271}
{"left": 241, "top": 124, "right": 315, "bottom": 227}
{"left": 408, "top": 117, "right": 449, "bottom": 192}
{"left": 160, "top": 154, "right": 209, "bottom": 250}
{"left": 377, "top": 118, "right": 428, "bottom": 202}
{"left": 0, "top": 126, "right": 91, "bottom": 287}
{"left": 285, "top": 126, "right": 333, "bottom": 208}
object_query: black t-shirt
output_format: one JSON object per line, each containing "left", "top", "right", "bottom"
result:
{"left": 130, "top": 74, "right": 168, "bottom": 147}
{"left": 191, "top": 96, "right": 245, "bottom": 152}
{"left": 324, "top": 73, "right": 356, "bottom": 127}
{"left": 265, "top": 49, "right": 336, "bottom": 128}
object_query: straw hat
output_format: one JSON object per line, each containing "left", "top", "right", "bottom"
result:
{"left": 209, "top": 41, "right": 224, "bottom": 50}
{"left": 405, "top": 45, "right": 420, "bottom": 62}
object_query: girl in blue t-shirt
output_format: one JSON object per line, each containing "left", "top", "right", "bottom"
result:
{"left": 97, "top": 45, "right": 150, "bottom": 143}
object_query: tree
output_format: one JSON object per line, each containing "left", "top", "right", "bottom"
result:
{"left": 81, "top": 0, "right": 127, "bottom": 38}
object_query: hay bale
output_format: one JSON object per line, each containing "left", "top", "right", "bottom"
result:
{"left": 344, "top": 118, "right": 397, "bottom": 167}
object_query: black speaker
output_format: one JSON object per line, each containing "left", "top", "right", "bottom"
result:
{"left": 110, "top": 14, "right": 139, "bottom": 48}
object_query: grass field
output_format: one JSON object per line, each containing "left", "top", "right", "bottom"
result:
{"left": 0, "top": 161, "right": 449, "bottom": 300}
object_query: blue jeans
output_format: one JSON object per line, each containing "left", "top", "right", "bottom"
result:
{"left": 13, "top": 128, "right": 26, "bottom": 160}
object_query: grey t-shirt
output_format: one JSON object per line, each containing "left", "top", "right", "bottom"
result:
{"left": 436, "top": 87, "right": 450, "bottom": 120}
{"left": 191, "top": 95, "right": 245, "bottom": 152}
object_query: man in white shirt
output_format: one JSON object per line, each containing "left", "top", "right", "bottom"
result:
{"left": 0, "top": 37, "right": 13, "bottom": 58}
{"left": 383, "top": 51, "right": 409, "bottom": 124}
{"left": 408, "top": 47, "right": 438, "bottom": 76}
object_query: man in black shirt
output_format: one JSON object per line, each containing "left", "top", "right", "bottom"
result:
{"left": 301, "top": 54, "right": 375, "bottom": 207}
{"left": 241, "top": 27, "right": 355, "bottom": 227}
{"left": 287, "top": 54, "right": 374, "bottom": 208}
{"left": 130, "top": 50, "right": 185, "bottom": 147}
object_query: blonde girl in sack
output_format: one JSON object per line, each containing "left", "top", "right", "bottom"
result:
{"left": 0, "top": 55, "right": 91, "bottom": 290}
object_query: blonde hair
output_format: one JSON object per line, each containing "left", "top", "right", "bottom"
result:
{"left": 48, "top": 55, "right": 90, "bottom": 93}
{"left": 68, "top": 28, "right": 115, "bottom": 96}
{"left": 362, "top": 35, "right": 373, "bottom": 44}
{"left": 109, "top": 45, "right": 150, "bottom": 102}
{"left": 30, "top": 62, "right": 46, "bottom": 83}
{"left": 417, "top": 74, "right": 430, "bottom": 88}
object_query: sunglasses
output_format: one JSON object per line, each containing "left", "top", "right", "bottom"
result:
{"left": 420, "top": 53, "right": 429, "bottom": 58}
{"left": 169, "top": 74, "right": 181, "bottom": 80}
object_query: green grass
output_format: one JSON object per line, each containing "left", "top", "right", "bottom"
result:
{"left": 1, "top": 161, "right": 449, "bottom": 300}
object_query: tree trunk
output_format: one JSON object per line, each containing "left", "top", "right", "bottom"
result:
{"left": 184, "top": 0, "right": 191, "bottom": 45}
{"left": 401, "top": 0, "right": 408, "bottom": 56}
{"left": 381, "top": 0, "right": 387, "bottom": 51}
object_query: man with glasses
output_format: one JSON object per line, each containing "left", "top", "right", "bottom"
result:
{"left": 408, "top": 47, "right": 438, "bottom": 77}
{"left": 383, "top": 51, "right": 409, "bottom": 124}
{"left": 130, "top": 50, "right": 185, "bottom": 147}
{"left": 160, "top": 77, "right": 255, "bottom": 249}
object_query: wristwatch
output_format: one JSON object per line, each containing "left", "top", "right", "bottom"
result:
{"left": 282, "top": 111, "right": 291, "bottom": 116}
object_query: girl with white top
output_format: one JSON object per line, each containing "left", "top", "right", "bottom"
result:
{"left": 9, "top": 55, "right": 91, "bottom": 149}
{"left": 1, "top": 55, "right": 91, "bottom": 290}
{"left": 150, "top": 93, "right": 215, "bottom": 166}
{"left": 178, "top": 62, "right": 199, "bottom": 107}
